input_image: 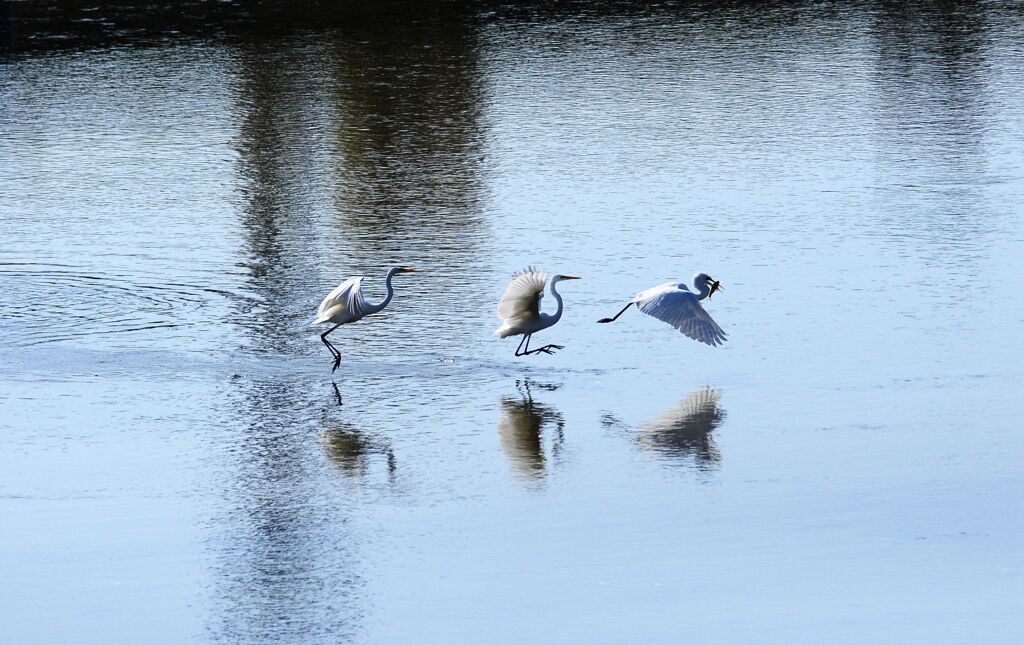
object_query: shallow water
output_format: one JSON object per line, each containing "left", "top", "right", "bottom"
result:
{"left": 2, "top": 2, "right": 1023, "bottom": 642}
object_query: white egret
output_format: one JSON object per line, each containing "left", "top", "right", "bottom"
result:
{"left": 312, "top": 266, "right": 419, "bottom": 372}
{"left": 494, "top": 267, "right": 581, "bottom": 356}
{"left": 598, "top": 272, "right": 726, "bottom": 346}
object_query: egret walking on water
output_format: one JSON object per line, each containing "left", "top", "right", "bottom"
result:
{"left": 312, "top": 267, "right": 419, "bottom": 372}
{"left": 495, "top": 267, "right": 581, "bottom": 356}
{"left": 598, "top": 273, "right": 727, "bottom": 346}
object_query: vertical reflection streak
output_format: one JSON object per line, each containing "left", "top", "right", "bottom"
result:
{"left": 320, "top": 9, "right": 493, "bottom": 358}
{"left": 211, "top": 37, "right": 367, "bottom": 643}
{"left": 867, "top": 1, "right": 997, "bottom": 270}
{"left": 211, "top": 8, "right": 491, "bottom": 640}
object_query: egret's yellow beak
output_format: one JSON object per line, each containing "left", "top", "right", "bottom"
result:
{"left": 401, "top": 268, "right": 420, "bottom": 273}
{"left": 563, "top": 275, "right": 582, "bottom": 280}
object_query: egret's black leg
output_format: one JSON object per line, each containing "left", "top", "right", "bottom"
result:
{"left": 598, "top": 303, "right": 633, "bottom": 324}
{"left": 515, "top": 334, "right": 531, "bottom": 357}
{"left": 321, "top": 323, "right": 342, "bottom": 371}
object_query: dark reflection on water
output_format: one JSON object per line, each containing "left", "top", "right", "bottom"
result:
{"left": 2, "top": 1, "right": 483, "bottom": 54}
{"left": 232, "top": 37, "right": 331, "bottom": 356}
{"left": 211, "top": 376, "right": 365, "bottom": 643}
{"left": 497, "top": 380, "right": 565, "bottom": 485}
{"left": 320, "top": 423, "right": 397, "bottom": 481}
{"left": 225, "top": 7, "right": 490, "bottom": 363}
{"left": 328, "top": 9, "right": 487, "bottom": 219}
{"left": 866, "top": 2, "right": 998, "bottom": 267}
{"left": 626, "top": 388, "right": 727, "bottom": 470}
{"left": 321, "top": 10, "right": 492, "bottom": 357}
{"left": 208, "top": 12, "right": 493, "bottom": 639}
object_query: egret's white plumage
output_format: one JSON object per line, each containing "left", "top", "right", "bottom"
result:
{"left": 599, "top": 272, "right": 727, "bottom": 346}
{"left": 312, "top": 266, "right": 418, "bottom": 372}
{"left": 495, "top": 267, "right": 550, "bottom": 337}
{"left": 634, "top": 282, "right": 727, "bottom": 346}
{"left": 313, "top": 277, "right": 370, "bottom": 325}
{"left": 494, "top": 267, "right": 580, "bottom": 356}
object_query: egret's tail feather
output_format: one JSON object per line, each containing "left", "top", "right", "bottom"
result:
{"left": 494, "top": 324, "right": 517, "bottom": 338}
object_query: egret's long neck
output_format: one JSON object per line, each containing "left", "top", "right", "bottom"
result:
{"left": 548, "top": 279, "right": 564, "bottom": 322}
{"left": 694, "top": 277, "right": 711, "bottom": 301}
{"left": 370, "top": 267, "right": 401, "bottom": 313}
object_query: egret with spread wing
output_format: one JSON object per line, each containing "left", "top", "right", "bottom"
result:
{"left": 494, "top": 267, "right": 580, "bottom": 356}
{"left": 598, "top": 272, "right": 726, "bottom": 346}
{"left": 312, "top": 266, "right": 418, "bottom": 372}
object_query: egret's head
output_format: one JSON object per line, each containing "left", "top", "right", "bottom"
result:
{"left": 552, "top": 274, "right": 581, "bottom": 283}
{"left": 695, "top": 272, "right": 723, "bottom": 298}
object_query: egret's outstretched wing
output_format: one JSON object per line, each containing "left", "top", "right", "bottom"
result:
{"left": 313, "top": 276, "right": 370, "bottom": 323}
{"left": 497, "top": 267, "right": 548, "bottom": 324}
{"left": 634, "top": 283, "right": 727, "bottom": 346}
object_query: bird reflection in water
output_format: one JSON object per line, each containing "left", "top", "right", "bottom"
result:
{"left": 319, "top": 424, "right": 396, "bottom": 482}
{"left": 628, "top": 387, "right": 727, "bottom": 470}
{"left": 497, "top": 380, "right": 565, "bottom": 484}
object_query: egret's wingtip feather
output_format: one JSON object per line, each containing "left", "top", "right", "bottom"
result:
{"left": 511, "top": 265, "right": 545, "bottom": 279}
{"left": 496, "top": 267, "right": 550, "bottom": 324}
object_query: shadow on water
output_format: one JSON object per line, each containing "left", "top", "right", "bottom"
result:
{"left": 497, "top": 380, "right": 565, "bottom": 487}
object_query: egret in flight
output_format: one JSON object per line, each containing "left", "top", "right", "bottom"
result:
{"left": 312, "top": 266, "right": 419, "bottom": 372}
{"left": 494, "top": 267, "right": 581, "bottom": 356}
{"left": 598, "top": 273, "right": 726, "bottom": 346}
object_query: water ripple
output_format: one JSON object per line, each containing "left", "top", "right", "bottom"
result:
{"left": 0, "top": 262, "right": 256, "bottom": 348}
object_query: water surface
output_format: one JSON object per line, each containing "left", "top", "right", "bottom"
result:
{"left": 2, "top": 2, "right": 1023, "bottom": 642}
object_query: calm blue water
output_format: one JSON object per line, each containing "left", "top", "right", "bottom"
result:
{"left": 2, "top": 2, "right": 1023, "bottom": 642}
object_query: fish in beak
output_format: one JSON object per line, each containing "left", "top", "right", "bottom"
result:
{"left": 708, "top": 279, "right": 722, "bottom": 298}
